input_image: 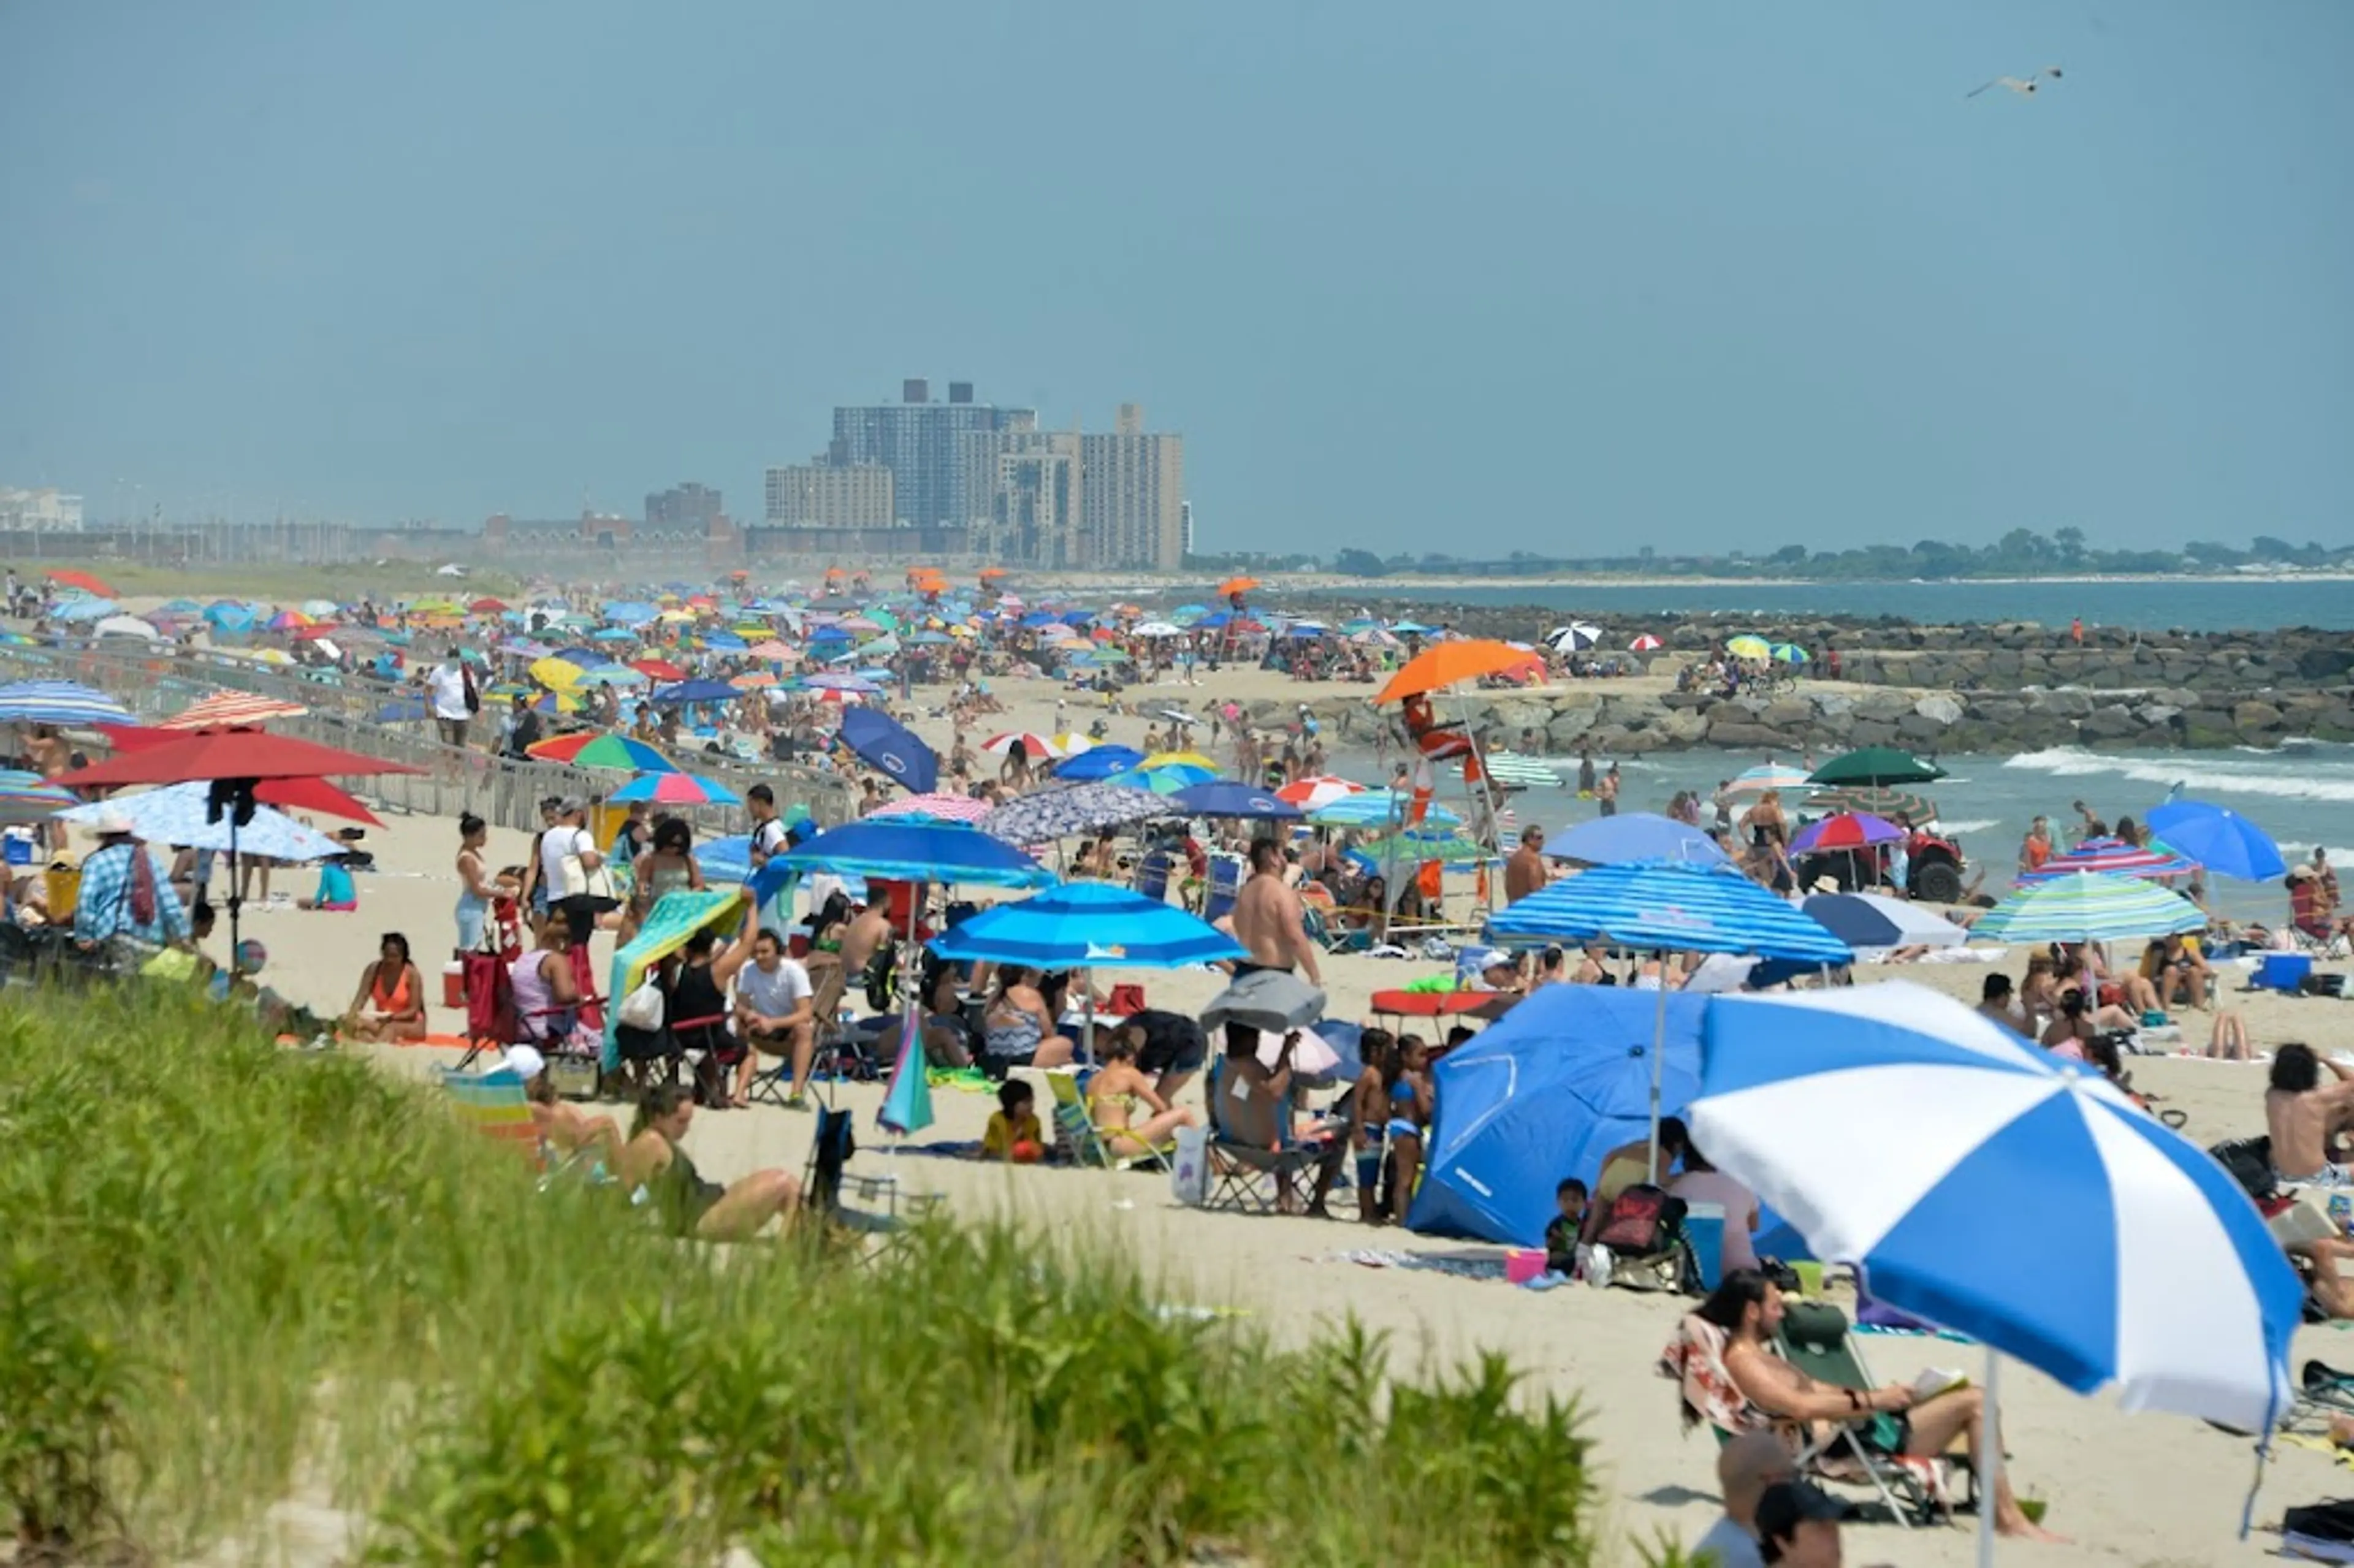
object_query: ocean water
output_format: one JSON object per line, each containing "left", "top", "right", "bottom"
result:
{"left": 1339, "top": 579, "right": 2354, "bottom": 633}
{"left": 1319, "top": 735, "right": 2354, "bottom": 925}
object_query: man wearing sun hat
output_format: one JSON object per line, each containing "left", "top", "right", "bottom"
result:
{"left": 72, "top": 809, "right": 193, "bottom": 965}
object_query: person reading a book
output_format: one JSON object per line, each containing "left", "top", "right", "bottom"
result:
{"left": 1686, "top": 1270, "right": 2062, "bottom": 1543}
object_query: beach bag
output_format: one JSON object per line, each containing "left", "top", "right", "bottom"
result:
{"left": 1169, "top": 1124, "right": 1209, "bottom": 1206}
{"left": 558, "top": 829, "right": 619, "bottom": 906}
{"left": 2282, "top": 1498, "right": 2354, "bottom": 1553}
{"left": 461, "top": 662, "right": 481, "bottom": 715}
{"left": 617, "top": 976, "right": 666, "bottom": 1032}
{"left": 2209, "top": 1135, "right": 2277, "bottom": 1203}
{"left": 1596, "top": 1184, "right": 1687, "bottom": 1258}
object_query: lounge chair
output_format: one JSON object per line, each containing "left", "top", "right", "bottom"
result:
{"left": 1045, "top": 1069, "right": 1172, "bottom": 1173}
{"left": 1774, "top": 1299, "right": 1975, "bottom": 1527}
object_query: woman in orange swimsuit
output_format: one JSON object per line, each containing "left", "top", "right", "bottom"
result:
{"left": 345, "top": 931, "right": 428, "bottom": 1042}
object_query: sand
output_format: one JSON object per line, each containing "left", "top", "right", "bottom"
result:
{"left": 82, "top": 655, "right": 2353, "bottom": 1564}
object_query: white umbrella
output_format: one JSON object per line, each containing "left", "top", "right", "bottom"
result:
{"left": 1132, "top": 621, "right": 1184, "bottom": 637}
{"left": 57, "top": 783, "right": 344, "bottom": 859}
{"left": 1544, "top": 623, "right": 1602, "bottom": 651}
{"left": 94, "top": 615, "right": 164, "bottom": 641}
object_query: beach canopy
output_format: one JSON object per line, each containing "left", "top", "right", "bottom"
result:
{"left": 1490, "top": 860, "right": 1852, "bottom": 965}
{"left": 774, "top": 818, "right": 1054, "bottom": 889}
{"left": 0, "top": 680, "right": 134, "bottom": 726}
{"left": 1694, "top": 981, "right": 2300, "bottom": 1434}
{"left": 1409, "top": 984, "right": 1707, "bottom": 1248}
{"left": 1976, "top": 870, "right": 2204, "bottom": 943}
{"left": 1374, "top": 639, "right": 1541, "bottom": 704}
{"left": 1549, "top": 812, "right": 1727, "bottom": 868}
{"left": 1807, "top": 746, "right": 1948, "bottom": 788}
{"left": 838, "top": 707, "right": 938, "bottom": 794}
{"left": 929, "top": 882, "right": 1244, "bottom": 970}
{"left": 57, "top": 782, "right": 342, "bottom": 860}
{"left": 2144, "top": 800, "right": 2285, "bottom": 882}
{"left": 1800, "top": 891, "right": 1970, "bottom": 951}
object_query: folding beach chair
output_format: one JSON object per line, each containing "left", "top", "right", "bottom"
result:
{"left": 1202, "top": 1056, "right": 1343, "bottom": 1214}
{"left": 1045, "top": 1070, "right": 1172, "bottom": 1173}
{"left": 1774, "top": 1299, "right": 1973, "bottom": 1527}
{"left": 802, "top": 1104, "right": 942, "bottom": 1255}
{"left": 440, "top": 1065, "right": 604, "bottom": 1189}
{"left": 750, "top": 957, "right": 858, "bottom": 1107}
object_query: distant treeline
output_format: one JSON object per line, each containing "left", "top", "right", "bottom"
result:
{"left": 1185, "top": 528, "right": 2351, "bottom": 580}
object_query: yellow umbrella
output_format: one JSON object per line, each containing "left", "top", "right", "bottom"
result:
{"left": 1726, "top": 634, "right": 1772, "bottom": 660}
{"left": 1139, "top": 750, "right": 1217, "bottom": 771}
{"left": 530, "top": 656, "right": 584, "bottom": 690}
{"left": 658, "top": 609, "right": 697, "bottom": 623}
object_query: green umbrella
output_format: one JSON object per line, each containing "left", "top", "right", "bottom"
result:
{"left": 1807, "top": 746, "right": 1947, "bottom": 788}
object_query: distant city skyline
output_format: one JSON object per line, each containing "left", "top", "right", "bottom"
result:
{"left": 2, "top": 2, "right": 2348, "bottom": 555}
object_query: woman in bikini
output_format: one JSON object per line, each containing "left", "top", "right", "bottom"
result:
{"left": 619, "top": 1085, "right": 801, "bottom": 1241}
{"left": 345, "top": 931, "right": 427, "bottom": 1042}
{"left": 980, "top": 965, "right": 1074, "bottom": 1075}
{"left": 1086, "top": 1033, "right": 1197, "bottom": 1159}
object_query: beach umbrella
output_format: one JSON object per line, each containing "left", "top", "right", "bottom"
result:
{"left": 805, "top": 672, "right": 883, "bottom": 695}
{"left": 1724, "top": 634, "right": 1772, "bottom": 660}
{"left": 1491, "top": 859, "right": 1850, "bottom": 1178}
{"left": 1768, "top": 642, "right": 1809, "bottom": 664}
{"left": 772, "top": 818, "right": 1054, "bottom": 889}
{"left": 1309, "top": 790, "right": 1461, "bottom": 829}
{"left": 0, "top": 680, "right": 133, "bottom": 726}
{"left": 202, "top": 603, "right": 257, "bottom": 632}
{"left": 1105, "top": 762, "right": 1215, "bottom": 796}
{"left": 630, "top": 658, "right": 687, "bottom": 681}
{"left": 1471, "top": 751, "right": 1560, "bottom": 789}
{"left": 0, "top": 771, "right": 79, "bottom": 825}
{"left": 1275, "top": 774, "right": 1365, "bottom": 810}
{"left": 57, "top": 783, "right": 343, "bottom": 860}
{"left": 525, "top": 733, "right": 679, "bottom": 773}
{"left": 1136, "top": 750, "right": 1217, "bottom": 772}
{"left": 1629, "top": 634, "right": 1664, "bottom": 652}
{"left": 1548, "top": 812, "right": 1728, "bottom": 867}
{"left": 866, "top": 791, "right": 989, "bottom": 823}
{"left": 2019, "top": 839, "right": 2199, "bottom": 882}
{"left": 47, "top": 568, "right": 116, "bottom": 598}
{"left": 574, "top": 666, "right": 647, "bottom": 688}
{"left": 606, "top": 771, "right": 742, "bottom": 808}
{"left": 1169, "top": 780, "right": 1302, "bottom": 821}
{"left": 1132, "top": 621, "right": 1184, "bottom": 638}
{"left": 838, "top": 707, "right": 939, "bottom": 794}
{"left": 652, "top": 679, "right": 737, "bottom": 705}
{"left": 1693, "top": 981, "right": 2303, "bottom": 1559}
{"left": 2144, "top": 801, "right": 2285, "bottom": 882}
{"left": 157, "top": 599, "right": 202, "bottom": 615}
{"left": 45, "top": 598, "right": 116, "bottom": 622}
{"left": 1974, "top": 870, "right": 2203, "bottom": 943}
{"left": 1352, "top": 827, "right": 1497, "bottom": 869}
{"left": 979, "top": 782, "right": 1166, "bottom": 847}
{"left": 1042, "top": 733, "right": 1095, "bottom": 759}
{"left": 1808, "top": 746, "right": 1948, "bottom": 788}
{"left": 159, "top": 692, "right": 308, "bottom": 729}
{"left": 528, "top": 656, "right": 584, "bottom": 691}
{"left": 1800, "top": 892, "right": 1970, "bottom": 951}
{"left": 1213, "top": 576, "right": 1262, "bottom": 599}
{"left": 1374, "top": 639, "right": 1543, "bottom": 704}
{"left": 1052, "top": 745, "right": 1145, "bottom": 781}
{"left": 1544, "top": 623, "right": 1601, "bottom": 652}
{"left": 930, "top": 881, "right": 1244, "bottom": 970}
{"left": 1726, "top": 762, "right": 1813, "bottom": 794}
{"left": 981, "top": 731, "right": 1054, "bottom": 758}
{"left": 1807, "top": 785, "right": 1940, "bottom": 823}
{"left": 1200, "top": 968, "right": 1325, "bottom": 1037}
{"left": 1787, "top": 811, "right": 1902, "bottom": 856}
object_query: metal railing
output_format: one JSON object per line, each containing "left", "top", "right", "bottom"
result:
{"left": 0, "top": 639, "right": 858, "bottom": 834}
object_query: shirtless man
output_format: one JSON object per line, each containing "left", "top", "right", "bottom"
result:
{"left": 2269, "top": 1044, "right": 2354, "bottom": 1186}
{"left": 1227, "top": 838, "right": 1321, "bottom": 1059}
{"left": 1504, "top": 824, "right": 1551, "bottom": 905}
{"left": 26, "top": 725, "right": 70, "bottom": 850}
{"left": 837, "top": 897, "right": 894, "bottom": 986}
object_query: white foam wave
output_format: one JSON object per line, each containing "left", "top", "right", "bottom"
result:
{"left": 2000, "top": 746, "right": 2354, "bottom": 804}
{"left": 1932, "top": 818, "right": 2000, "bottom": 835}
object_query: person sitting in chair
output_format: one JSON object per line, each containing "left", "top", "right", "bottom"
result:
{"left": 1087, "top": 1032, "right": 1198, "bottom": 1160}
{"left": 509, "top": 921, "right": 581, "bottom": 1044}
{"left": 733, "top": 926, "right": 817, "bottom": 1109}
{"left": 619, "top": 1085, "right": 801, "bottom": 1241}
{"left": 1214, "top": 1027, "right": 1346, "bottom": 1217}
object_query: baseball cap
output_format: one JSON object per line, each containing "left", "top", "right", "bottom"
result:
{"left": 1755, "top": 1480, "right": 1845, "bottom": 1547}
{"left": 557, "top": 795, "right": 588, "bottom": 816}
{"left": 503, "top": 1045, "right": 546, "bottom": 1083}
{"left": 1477, "top": 948, "right": 1515, "bottom": 971}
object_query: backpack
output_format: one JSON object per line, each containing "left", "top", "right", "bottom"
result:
{"left": 1596, "top": 1183, "right": 1688, "bottom": 1257}
{"left": 2283, "top": 1498, "right": 2354, "bottom": 1551}
{"left": 863, "top": 944, "right": 900, "bottom": 1014}
{"left": 2208, "top": 1136, "right": 2277, "bottom": 1203}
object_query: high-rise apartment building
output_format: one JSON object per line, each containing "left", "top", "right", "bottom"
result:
{"left": 764, "top": 463, "right": 895, "bottom": 529}
{"left": 644, "top": 482, "right": 722, "bottom": 531}
{"left": 828, "top": 379, "right": 1035, "bottom": 530}
{"left": 1079, "top": 404, "right": 1184, "bottom": 572}
{"left": 960, "top": 430, "right": 1083, "bottom": 567}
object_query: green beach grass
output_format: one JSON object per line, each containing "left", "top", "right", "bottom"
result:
{"left": 1, "top": 983, "right": 1606, "bottom": 1565}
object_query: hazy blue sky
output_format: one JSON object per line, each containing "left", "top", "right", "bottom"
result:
{"left": 4, "top": 2, "right": 2347, "bottom": 556}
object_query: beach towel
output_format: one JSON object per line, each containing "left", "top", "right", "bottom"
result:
{"left": 600, "top": 888, "right": 748, "bottom": 1072}
{"left": 1658, "top": 1315, "right": 1771, "bottom": 1437}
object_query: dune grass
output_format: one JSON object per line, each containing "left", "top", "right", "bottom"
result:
{"left": 1, "top": 983, "right": 1604, "bottom": 1565}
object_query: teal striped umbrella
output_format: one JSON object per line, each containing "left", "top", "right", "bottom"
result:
{"left": 1973, "top": 870, "right": 2204, "bottom": 943}
{"left": 1470, "top": 751, "right": 1561, "bottom": 788}
{"left": 0, "top": 769, "right": 78, "bottom": 826}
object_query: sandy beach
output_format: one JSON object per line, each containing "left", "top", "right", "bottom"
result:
{"left": 131, "top": 650, "right": 2348, "bottom": 1567}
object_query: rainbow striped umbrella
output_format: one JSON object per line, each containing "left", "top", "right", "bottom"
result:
{"left": 2019, "top": 839, "right": 2199, "bottom": 882}
{"left": 606, "top": 771, "right": 741, "bottom": 807}
{"left": 0, "top": 769, "right": 78, "bottom": 826}
{"left": 525, "top": 733, "right": 679, "bottom": 773}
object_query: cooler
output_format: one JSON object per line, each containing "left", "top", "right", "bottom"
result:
{"left": 441, "top": 961, "right": 467, "bottom": 1009}
{"left": 1682, "top": 1201, "right": 1727, "bottom": 1292}
{"left": 2258, "top": 953, "right": 2314, "bottom": 994}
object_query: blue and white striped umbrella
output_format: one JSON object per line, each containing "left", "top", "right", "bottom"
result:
{"left": 1490, "top": 859, "right": 1851, "bottom": 964}
{"left": 0, "top": 680, "right": 134, "bottom": 726}
{"left": 1974, "top": 869, "right": 2204, "bottom": 943}
{"left": 1694, "top": 981, "right": 2300, "bottom": 1436}
{"left": 56, "top": 782, "right": 343, "bottom": 859}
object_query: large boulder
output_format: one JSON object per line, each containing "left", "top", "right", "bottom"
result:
{"left": 1653, "top": 707, "right": 1711, "bottom": 745}
{"left": 2080, "top": 704, "right": 2139, "bottom": 740}
{"left": 1851, "top": 688, "right": 1915, "bottom": 723}
{"left": 1762, "top": 699, "right": 1814, "bottom": 730}
{"left": 1706, "top": 719, "right": 1788, "bottom": 750}
{"left": 1894, "top": 712, "right": 1949, "bottom": 744}
{"left": 2233, "top": 700, "right": 2285, "bottom": 734}
{"left": 1846, "top": 718, "right": 1899, "bottom": 747}
{"left": 1545, "top": 707, "right": 1598, "bottom": 747}
{"left": 1913, "top": 693, "right": 1966, "bottom": 726}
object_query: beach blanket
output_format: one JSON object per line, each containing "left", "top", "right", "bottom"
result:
{"left": 1658, "top": 1315, "right": 1771, "bottom": 1436}
{"left": 600, "top": 888, "right": 748, "bottom": 1071}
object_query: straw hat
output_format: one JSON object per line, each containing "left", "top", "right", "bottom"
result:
{"left": 93, "top": 810, "right": 135, "bottom": 837}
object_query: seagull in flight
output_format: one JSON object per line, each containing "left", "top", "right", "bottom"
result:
{"left": 1968, "top": 65, "right": 2063, "bottom": 98}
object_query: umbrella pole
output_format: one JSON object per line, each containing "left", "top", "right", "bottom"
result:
{"left": 1647, "top": 950, "right": 1669, "bottom": 1183}
{"left": 1978, "top": 1349, "right": 2002, "bottom": 1568}
{"left": 1080, "top": 966, "right": 1095, "bottom": 1067}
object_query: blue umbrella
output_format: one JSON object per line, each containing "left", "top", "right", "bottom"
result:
{"left": 773, "top": 818, "right": 1054, "bottom": 889}
{"left": 839, "top": 707, "right": 939, "bottom": 794}
{"left": 1052, "top": 745, "right": 1143, "bottom": 780}
{"left": 1491, "top": 859, "right": 1849, "bottom": 1178}
{"left": 929, "top": 881, "right": 1244, "bottom": 969}
{"left": 694, "top": 833, "right": 752, "bottom": 885}
{"left": 652, "top": 679, "right": 738, "bottom": 706}
{"left": 56, "top": 782, "right": 343, "bottom": 859}
{"left": 50, "top": 598, "right": 118, "bottom": 622}
{"left": 2146, "top": 800, "right": 2286, "bottom": 881}
{"left": 1169, "top": 780, "right": 1302, "bottom": 821}
{"left": 1694, "top": 982, "right": 2303, "bottom": 1545}
{"left": 0, "top": 679, "right": 133, "bottom": 726}
{"left": 1408, "top": 985, "right": 1706, "bottom": 1246}
{"left": 1550, "top": 811, "right": 1727, "bottom": 867}
{"left": 1308, "top": 791, "right": 1461, "bottom": 829}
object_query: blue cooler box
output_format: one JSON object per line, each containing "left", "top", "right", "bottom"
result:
{"left": 1683, "top": 1201, "right": 1727, "bottom": 1291}
{"left": 2258, "top": 953, "right": 2314, "bottom": 993}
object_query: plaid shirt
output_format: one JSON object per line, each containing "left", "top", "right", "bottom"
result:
{"left": 72, "top": 842, "right": 192, "bottom": 947}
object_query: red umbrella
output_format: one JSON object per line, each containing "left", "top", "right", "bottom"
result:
{"left": 48, "top": 568, "right": 116, "bottom": 598}
{"left": 630, "top": 658, "right": 687, "bottom": 681}
{"left": 63, "top": 729, "right": 421, "bottom": 950}
{"left": 97, "top": 726, "right": 387, "bottom": 826}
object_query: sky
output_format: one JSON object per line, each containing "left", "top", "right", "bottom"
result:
{"left": 3, "top": 2, "right": 2348, "bottom": 558}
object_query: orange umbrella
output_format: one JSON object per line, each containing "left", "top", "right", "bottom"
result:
{"left": 1375, "top": 638, "right": 1545, "bottom": 705}
{"left": 48, "top": 568, "right": 116, "bottom": 598}
{"left": 1215, "top": 576, "right": 1261, "bottom": 598}
{"left": 978, "top": 567, "right": 1008, "bottom": 580}
{"left": 824, "top": 566, "right": 847, "bottom": 580}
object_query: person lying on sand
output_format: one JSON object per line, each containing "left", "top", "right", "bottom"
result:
{"left": 619, "top": 1086, "right": 801, "bottom": 1241}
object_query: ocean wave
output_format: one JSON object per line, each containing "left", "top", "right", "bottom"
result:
{"left": 1932, "top": 818, "right": 2000, "bottom": 835}
{"left": 2001, "top": 746, "right": 2354, "bottom": 804}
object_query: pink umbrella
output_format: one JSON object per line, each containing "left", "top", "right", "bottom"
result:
{"left": 867, "top": 792, "right": 990, "bottom": 823}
